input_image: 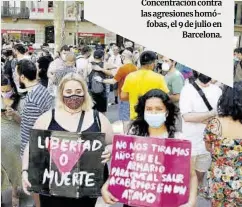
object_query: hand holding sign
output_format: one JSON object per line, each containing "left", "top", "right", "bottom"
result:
{"left": 101, "top": 149, "right": 111, "bottom": 164}
{"left": 22, "top": 171, "right": 32, "bottom": 195}
{"left": 101, "top": 180, "right": 119, "bottom": 205}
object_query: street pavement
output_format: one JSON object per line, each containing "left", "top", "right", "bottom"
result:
{"left": 1, "top": 93, "right": 211, "bottom": 207}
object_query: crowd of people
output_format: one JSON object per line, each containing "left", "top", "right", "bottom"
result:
{"left": 1, "top": 39, "right": 242, "bottom": 207}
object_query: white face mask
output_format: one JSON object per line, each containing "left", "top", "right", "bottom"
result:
{"left": 61, "top": 54, "right": 66, "bottom": 61}
{"left": 162, "top": 62, "right": 171, "bottom": 72}
{"left": 144, "top": 112, "right": 167, "bottom": 128}
{"left": 234, "top": 57, "right": 239, "bottom": 61}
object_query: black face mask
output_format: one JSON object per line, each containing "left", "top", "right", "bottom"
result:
{"left": 198, "top": 74, "right": 211, "bottom": 84}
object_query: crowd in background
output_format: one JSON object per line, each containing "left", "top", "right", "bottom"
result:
{"left": 1, "top": 39, "right": 242, "bottom": 207}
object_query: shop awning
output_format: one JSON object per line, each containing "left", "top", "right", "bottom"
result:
{"left": 1, "top": 29, "right": 36, "bottom": 34}
{"left": 78, "top": 32, "right": 105, "bottom": 38}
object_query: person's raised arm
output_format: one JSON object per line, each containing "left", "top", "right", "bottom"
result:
{"left": 103, "top": 78, "right": 117, "bottom": 85}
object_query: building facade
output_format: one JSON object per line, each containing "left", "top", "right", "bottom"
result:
{"left": 1, "top": 1, "right": 116, "bottom": 47}
{"left": 235, "top": 1, "right": 242, "bottom": 48}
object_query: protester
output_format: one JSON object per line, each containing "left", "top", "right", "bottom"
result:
{"left": 162, "top": 56, "right": 184, "bottom": 132}
{"left": 1, "top": 75, "right": 23, "bottom": 207}
{"left": 107, "top": 45, "right": 122, "bottom": 105}
{"left": 53, "top": 52, "right": 77, "bottom": 85}
{"left": 95, "top": 49, "right": 137, "bottom": 120}
{"left": 121, "top": 50, "right": 169, "bottom": 120}
{"left": 76, "top": 46, "right": 92, "bottom": 81}
{"left": 22, "top": 73, "right": 113, "bottom": 207}
{"left": 47, "top": 45, "right": 70, "bottom": 97}
{"left": 101, "top": 89, "right": 197, "bottom": 207}
{"left": 179, "top": 73, "right": 222, "bottom": 197}
{"left": 234, "top": 47, "right": 242, "bottom": 81}
{"left": 2, "top": 49, "right": 17, "bottom": 91}
{"left": 88, "top": 49, "right": 109, "bottom": 114}
{"left": 16, "top": 59, "right": 53, "bottom": 207}
{"left": 203, "top": 81, "right": 242, "bottom": 207}
{"left": 37, "top": 56, "right": 53, "bottom": 88}
{"left": 13, "top": 44, "right": 29, "bottom": 61}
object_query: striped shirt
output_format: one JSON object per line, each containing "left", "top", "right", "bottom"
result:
{"left": 20, "top": 84, "right": 53, "bottom": 156}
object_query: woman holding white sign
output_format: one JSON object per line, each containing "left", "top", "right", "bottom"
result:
{"left": 21, "top": 73, "right": 114, "bottom": 207}
{"left": 102, "top": 89, "right": 198, "bottom": 207}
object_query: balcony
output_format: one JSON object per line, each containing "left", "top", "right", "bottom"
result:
{"left": 1, "top": 6, "right": 30, "bottom": 19}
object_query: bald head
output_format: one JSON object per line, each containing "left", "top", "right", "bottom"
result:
{"left": 121, "top": 49, "right": 133, "bottom": 64}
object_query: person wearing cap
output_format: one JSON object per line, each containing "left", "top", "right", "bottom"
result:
{"left": 121, "top": 50, "right": 169, "bottom": 120}
{"left": 88, "top": 49, "right": 109, "bottom": 114}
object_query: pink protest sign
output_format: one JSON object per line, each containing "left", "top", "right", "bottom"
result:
{"left": 108, "top": 135, "right": 192, "bottom": 207}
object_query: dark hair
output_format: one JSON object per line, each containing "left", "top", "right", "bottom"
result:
{"left": 81, "top": 46, "right": 91, "bottom": 55}
{"left": 16, "top": 59, "right": 37, "bottom": 81}
{"left": 60, "top": 45, "right": 70, "bottom": 52}
{"left": 13, "top": 44, "right": 26, "bottom": 54}
{"left": 1, "top": 75, "right": 11, "bottom": 86}
{"left": 236, "top": 47, "right": 242, "bottom": 54}
{"left": 217, "top": 81, "right": 242, "bottom": 124}
{"left": 234, "top": 48, "right": 239, "bottom": 53}
{"left": 140, "top": 51, "right": 157, "bottom": 66}
{"left": 129, "top": 89, "right": 179, "bottom": 137}
{"left": 43, "top": 43, "right": 49, "bottom": 47}
{"left": 37, "top": 56, "right": 52, "bottom": 70}
{"left": 1, "top": 75, "right": 20, "bottom": 110}
{"left": 5, "top": 50, "right": 13, "bottom": 57}
{"left": 126, "top": 47, "right": 134, "bottom": 53}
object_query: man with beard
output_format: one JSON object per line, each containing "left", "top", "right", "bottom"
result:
{"left": 16, "top": 59, "right": 53, "bottom": 156}
{"left": 179, "top": 73, "right": 222, "bottom": 197}
{"left": 16, "top": 59, "right": 52, "bottom": 207}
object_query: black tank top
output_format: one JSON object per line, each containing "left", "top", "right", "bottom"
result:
{"left": 48, "top": 109, "right": 101, "bottom": 133}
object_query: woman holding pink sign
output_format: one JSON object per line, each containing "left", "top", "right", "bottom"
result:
{"left": 102, "top": 89, "right": 198, "bottom": 207}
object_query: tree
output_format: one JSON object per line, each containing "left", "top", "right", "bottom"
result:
{"left": 75, "top": 1, "right": 80, "bottom": 47}
{"left": 53, "top": 1, "right": 65, "bottom": 53}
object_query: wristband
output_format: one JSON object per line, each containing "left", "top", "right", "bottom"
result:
{"left": 21, "top": 169, "right": 28, "bottom": 174}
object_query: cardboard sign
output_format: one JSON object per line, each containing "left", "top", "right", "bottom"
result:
{"left": 28, "top": 129, "right": 106, "bottom": 198}
{"left": 108, "top": 135, "right": 191, "bottom": 207}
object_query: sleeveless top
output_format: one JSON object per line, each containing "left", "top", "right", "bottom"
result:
{"left": 48, "top": 109, "right": 101, "bottom": 133}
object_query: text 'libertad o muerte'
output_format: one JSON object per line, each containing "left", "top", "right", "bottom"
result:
{"left": 38, "top": 136, "right": 103, "bottom": 187}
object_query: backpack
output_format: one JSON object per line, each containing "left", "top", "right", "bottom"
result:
{"left": 88, "top": 62, "right": 106, "bottom": 94}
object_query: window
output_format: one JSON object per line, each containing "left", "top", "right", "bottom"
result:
{"left": 48, "top": 1, "right": 53, "bottom": 12}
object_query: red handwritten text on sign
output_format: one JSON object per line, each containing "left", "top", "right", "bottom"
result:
{"left": 108, "top": 135, "right": 191, "bottom": 207}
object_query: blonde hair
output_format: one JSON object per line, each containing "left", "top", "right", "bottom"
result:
{"left": 56, "top": 72, "right": 94, "bottom": 111}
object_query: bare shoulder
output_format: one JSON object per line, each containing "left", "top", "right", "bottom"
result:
{"left": 33, "top": 110, "right": 52, "bottom": 130}
{"left": 98, "top": 112, "right": 111, "bottom": 125}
